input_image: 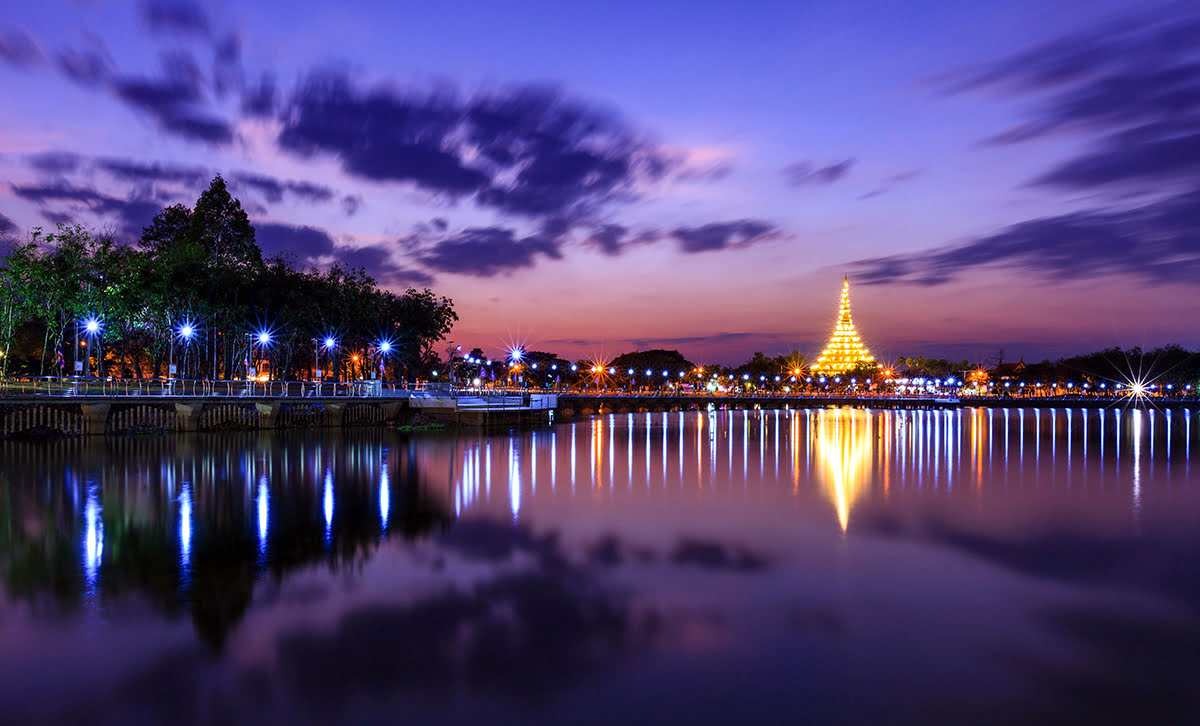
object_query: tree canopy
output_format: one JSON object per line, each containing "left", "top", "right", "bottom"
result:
{"left": 0, "top": 176, "right": 456, "bottom": 381}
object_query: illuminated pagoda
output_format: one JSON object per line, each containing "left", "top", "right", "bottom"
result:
{"left": 810, "top": 275, "right": 874, "bottom": 374}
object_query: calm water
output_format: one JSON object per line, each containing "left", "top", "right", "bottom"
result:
{"left": 2, "top": 408, "right": 1200, "bottom": 725}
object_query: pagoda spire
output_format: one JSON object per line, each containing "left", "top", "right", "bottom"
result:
{"left": 810, "top": 275, "right": 874, "bottom": 374}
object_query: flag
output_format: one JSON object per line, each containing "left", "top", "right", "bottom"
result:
{"left": 56, "top": 343, "right": 65, "bottom": 369}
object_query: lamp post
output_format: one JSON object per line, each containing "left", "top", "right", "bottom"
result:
{"left": 82, "top": 317, "right": 102, "bottom": 378}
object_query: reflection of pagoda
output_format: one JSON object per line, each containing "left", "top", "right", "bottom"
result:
{"left": 810, "top": 275, "right": 874, "bottom": 374}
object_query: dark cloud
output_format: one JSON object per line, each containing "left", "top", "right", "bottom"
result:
{"left": 55, "top": 45, "right": 112, "bottom": 85}
{"left": 417, "top": 225, "right": 564, "bottom": 277}
{"left": 0, "top": 28, "right": 43, "bottom": 67}
{"left": 852, "top": 185, "right": 1200, "bottom": 286}
{"left": 783, "top": 159, "right": 854, "bottom": 186}
{"left": 856, "top": 7, "right": 1200, "bottom": 288}
{"left": 586, "top": 224, "right": 627, "bottom": 256}
{"left": 240, "top": 73, "right": 277, "bottom": 117}
{"left": 12, "top": 182, "right": 162, "bottom": 238}
{"left": 859, "top": 170, "right": 920, "bottom": 200}
{"left": 231, "top": 172, "right": 334, "bottom": 204}
{"left": 255, "top": 222, "right": 336, "bottom": 258}
{"left": 112, "top": 67, "right": 233, "bottom": 144}
{"left": 340, "top": 194, "right": 362, "bottom": 216}
{"left": 338, "top": 245, "right": 433, "bottom": 287}
{"left": 140, "top": 1, "right": 211, "bottom": 36}
{"left": 95, "top": 157, "right": 208, "bottom": 187}
{"left": 670, "top": 219, "right": 777, "bottom": 253}
{"left": 0, "top": 212, "right": 16, "bottom": 236}
{"left": 26, "top": 151, "right": 82, "bottom": 174}
{"left": 255, "top": 222, "right": 433, "bottom": 287}
{"left": 946, "top": 7, "right": 1200, "bottom": 191}
{"left": 277, "top": 73, "right": 671, "bottom": 220}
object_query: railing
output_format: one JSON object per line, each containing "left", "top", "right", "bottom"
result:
{"left": 0, "top": 376, "right": 423, "bottom": 399}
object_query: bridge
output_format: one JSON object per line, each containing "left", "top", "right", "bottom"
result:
{"left": 1, "top": 376, "right": 1195, "bottom": 439}
{"left": 0, "top": 378, "right": 557, "bottom": 438}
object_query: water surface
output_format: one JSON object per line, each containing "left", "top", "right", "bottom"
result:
{"left": 2, "top": 407, "right": 1199, "bottom": 725}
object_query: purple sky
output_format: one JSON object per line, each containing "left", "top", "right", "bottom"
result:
{"left": 1, "top": 0, "right": 1198, "bottom": 364}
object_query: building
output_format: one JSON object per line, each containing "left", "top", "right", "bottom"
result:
{"left": 810, "top": 276, "right": 875, "bottom": 374}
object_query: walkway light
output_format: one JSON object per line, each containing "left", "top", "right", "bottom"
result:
{"left": 324, "top": 337, "right": 336, "bottom": 349}
{"left": 179, "top": 324, "right": 195, "bottom": 340}
{"left": 257, "top": 331, "right": 271, "bottom": 344}
{"left": 379, "top": 340, "right": 392, "bottom": 353}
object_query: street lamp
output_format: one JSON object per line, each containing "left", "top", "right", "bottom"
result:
{"left": 81, "top": 316, "right": 102, "bottom": 377}
{"left": 171, "top": 320, "right": 196, "bottom": 382}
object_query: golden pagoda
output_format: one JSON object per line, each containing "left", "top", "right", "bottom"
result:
{"left": 810, "top": 275, "right": 874, "bottom": 373}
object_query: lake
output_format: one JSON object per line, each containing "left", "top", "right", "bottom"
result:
{"left": 1, "top": 407, "right": 1198, "bottom": 725}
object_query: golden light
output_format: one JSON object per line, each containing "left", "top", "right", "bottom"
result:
{"left": 810, "top": 276, "right": 874, "bottom": 374}
{"left": 814, "top": 409, "right": 872, "bottom": 532}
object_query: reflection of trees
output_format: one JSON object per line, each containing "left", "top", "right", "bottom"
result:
{"left": 0, "top": 431, "right": 452, "bottom": 650}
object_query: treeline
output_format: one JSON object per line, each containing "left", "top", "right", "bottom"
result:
{"left": 0, "top": 176, "right": 456, "bottom": 381}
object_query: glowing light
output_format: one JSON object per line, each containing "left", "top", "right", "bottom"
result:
{"left": 378, "top": 340, "right": 392, "bottom": 353}
{"left": 324, "top": 337, "right": 336, "bottom": 349}
{"left": 84, "top": 318, "right": 101, "bottom": 334}
{"left": 83, "top": 485, "right": 103, "bottom": 591}
{"left": 179, "top": 483, "right": 192, "bottom": 569}
{"left": 379, "top": 466, "right": 390, "bottom": 531}
{"left": 810, "top": 276, "right": 875, "bottom": 374}
{"left": 257, "top": 331, "right": 271, "bottom": 344}
{"left": 323, "top": 469, "right": 334, "bottom": 544}
{"left": 510, "top": 348, "right": 524, "bottom": 363}
{"left": 257, "top": 477, "right": 269, "bottom": 555}
{"left": 179, "top": 323, "right": 195, "bottom": 340}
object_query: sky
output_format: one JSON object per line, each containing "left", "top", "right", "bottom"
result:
{"left": 1, "top": 0, "right": 1198, "bottom": 365}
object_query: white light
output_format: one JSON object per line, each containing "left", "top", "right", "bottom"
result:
{"left": 257, "top": 331, "right": 271, "bottom": 344}
{"left": 84, "top": 319, "right": 100, "bottom": 334}
{"left": 628, "top": 368, "right": 634, "bottom": 375}
{"left": 180, "top": 324, "right": 194, "bottom": 339}
{"left": 324, "top": 337, "right": 336, "bottom": 349}
{"left": 379, "top": 341, "right": 392, "bottom": 353}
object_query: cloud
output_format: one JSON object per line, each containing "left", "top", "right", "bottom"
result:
{"left": 26, "top": 151, "right": 82, "bottom": 174}
{"left": 256, "top": 222, "right": 432, "bottom": 287}
{"left": 340, "top": 194, "right": 362, "bottom": 216}
{"left": 140, "top": 1, "right": 211, "bottom": 36}
{"left": 850, "top": 184, "right": 1200, "bottom": 286}
{"left": 783, "top": 159, "right": 854, "bottom": 186}
{"left": 95, "top": 157, "right": 209, "bottom": 187}
{"left": 944, "top": 7, "right": 1200, "bottom": 192}
{"left": 112, "top": 69, "right": 233, "bottom": 144}
{"left": 255, "top": 222, "right": 336, "bottom": 258}
{"left": 0, "top": 212, "right": 16, "bottom": 236}
{"left": 240, "top": 72, "right": 277, "bottom": 117}
{"left": 858, "top": 170, "right": 920, "bottom": 200}
{"left": 12, "top": 181, "right": 162, "bottom": 238}
{"left": 855, "top": 7, "right": 1200, "bottom": 288}
{"left": 585, "top": 224, "right": 626, "bottom": 256}
{"left": 231, "top": 171, "right": 334, "bottom": 204}
{"left": 670, "top": 219, "right": 777, "bottom": 253}
{"left": 276, "top": 72, "right": 672, "bottom": 220}
{"left": 0, "top": 28, "right": 43, "bottom": 67}
{"left": 416, "top": 225, "right": 563, "bottom": 277}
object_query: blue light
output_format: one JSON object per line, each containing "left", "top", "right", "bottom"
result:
{"left": 628, "top": 368, "right": 634, "bottom": 375}
{"left": 324, "top": 337, "right": 336, "bottom": 349}
{"left": 83, "top": 317, "right": 101, "bottom": 334}
{"left": 379, "top": 340, "right": 392, "bottom": 353}
{"left": 257, "top": 331, "right": 271, "bottom": 344}
{"left": 510, "top": 348, "right": 524, "bottom": 363}
{"left": 178, "top": 323, "right": 195, "bottom": 340}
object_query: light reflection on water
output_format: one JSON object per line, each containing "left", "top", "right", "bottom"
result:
{"left": 2, "top": 407, "right": 1200, "bottom": 725}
